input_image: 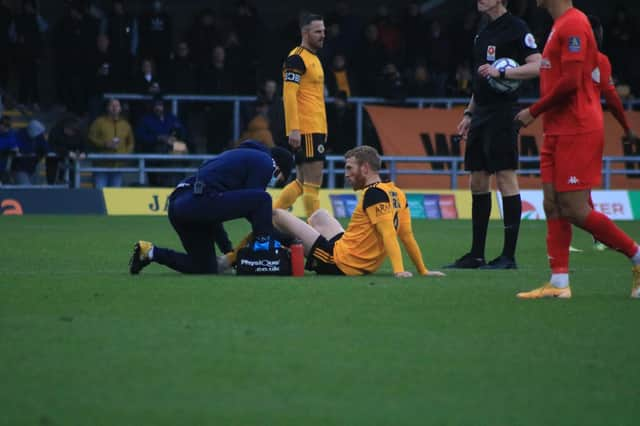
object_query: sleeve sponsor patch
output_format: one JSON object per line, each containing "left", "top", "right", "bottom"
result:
{"left": 284, "top": 71, "right": 301, "bottom": 83}
{"left": 568, "top": 36, "right": 581, "bottom": 53}
{"left": 374, "top": 202, "right": 391, "bottom": 217}
{"left": 524, "top": 33, "right": 537, "bottom": 49}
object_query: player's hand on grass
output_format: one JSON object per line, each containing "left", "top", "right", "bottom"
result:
{"left": 394, "top": 271, "right": 413, "bottom": 278}
{"left": 514, "top": 107, "right": 534, "bottom": 128}
{"left": 424, "top": 270, "right": 446, "bottom": 277}
{"left": 289, "top": 129, "right": 301, "bottom": 149}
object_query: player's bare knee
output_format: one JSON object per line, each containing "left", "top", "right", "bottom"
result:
{"left": 308, "top": 208, "right": 329, "bottom": 227}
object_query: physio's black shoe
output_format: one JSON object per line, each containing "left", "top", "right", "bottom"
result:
{"left": 443, "top": 253, "right": 486, "bottom": 269}
{"left": 479, "top": 255, "right": 517, "bottom": 270}
{"left": 129, "top": 241, "right": 153, "bottom": 275}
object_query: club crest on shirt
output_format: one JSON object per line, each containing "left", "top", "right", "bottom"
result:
{"left": 591, "top": 67, "right": 601, "bottom": 84}
{"left": 486, "top": 45, "right": 496, "bottom": 61}
{"left": 568, "top": 36, "right": 581, "bottom": 53}
{"left": 540, "top": 58, "right": 551, "bottom": 69}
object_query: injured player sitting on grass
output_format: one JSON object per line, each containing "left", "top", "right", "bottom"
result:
{"left": 262, "top": 146, "right": 445, "bottom": 278}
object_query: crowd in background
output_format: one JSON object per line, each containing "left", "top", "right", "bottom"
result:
{"left": 0, "top": 0, "right": 639, "bottom": 187}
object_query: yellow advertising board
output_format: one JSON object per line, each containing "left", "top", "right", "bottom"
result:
{"left": 103, "top": 188, "right": 500, "bottom": 219}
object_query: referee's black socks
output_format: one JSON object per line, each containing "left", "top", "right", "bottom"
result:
{"left": 501, "top": 194, "right": 521, "bottom": 260}
{"left": 471, "top": 192, "right": 492, "bottom": 259}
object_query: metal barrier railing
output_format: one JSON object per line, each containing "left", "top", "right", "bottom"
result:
{"left": 71, "top": 154, "right": 640, "bottom": 190}
{"left": 104, "top": 92, "right": 640, "bottom": 149}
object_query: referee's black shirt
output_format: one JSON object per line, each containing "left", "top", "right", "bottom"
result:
{"left": 472, "top": 12, "right": 539, "bottom": 112}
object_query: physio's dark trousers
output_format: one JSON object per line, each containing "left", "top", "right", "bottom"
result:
{"left": 153, "top": 187, "right": 273, "bottom": 273}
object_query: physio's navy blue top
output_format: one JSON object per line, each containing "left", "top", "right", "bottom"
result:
{"left": 181, "top": 140, "right": 273, "bottom": 192}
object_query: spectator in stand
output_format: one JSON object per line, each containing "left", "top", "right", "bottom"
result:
{"left": 606, "top": 5, "right": 637, "bottom": 95}
{"left": 199, "top": 46, "right": 233, "bottom": 154}
{"left": 453, "top": 61, "right": 473, "bottom": 97}
{"left": 326, "top": 53, "right": 356, "bottom": 97}
{"left": 88, "top": 98, "right": 135, "bottom": 189}
{"left": 407, "top": 62, "right": 435, "bottom": 97}
{"left": 168, "top": 41, "right": 197, "bottom": 94}
{"left": 135, "top": 95, "right": 187, "bottom": 186}
{"left": 425, "top": 19, "right": 452, "bottom": 96}
{"left": 237, "top": 96, "right": 274, "bottom": 148}
{"left": 451, "top": 10, "right": 479, "bottom": 72}
{"left": 187, "top": 8, "right": 223, "bottom": 70}
{"left": 132, "top": 57, "right": 162, "bottom": 95}
{"left": 102, "top": 0, "right": 138, "bottom": 91}
{"left": 47, "top": 114, "right": 86, "bottom": 186}
{"left": 9, "top": 0, "right": 48, "bottom": 109}
{"left": 11, "top": 119, "right": 50, "bottom": 185}
{"left": 138, "top": 0, "right": 172, "bottom": 78}
{"left": 52, "top": 1, "right": 100, "bottom": 114}
{"left": 0, "top": 114, "right": 18, "bottom": 182}
{"left": 401, "top": 2, "right": 427, "bottom": 68}
{"left": 0, "top": 0, "right": 13, "bottom": 90}
{"left": 374, "top": 4, "right": 402, "bottom": 63}
{"left": 230, "top": 0, "right": 261, "bottom": 95}
{"left": 87, "top": 34, "right": 116, "bottom": 120}
{"left": 354, "top": 24, "right": 388, "bottom": 96}
{"left": 326, "top": 0, "right": 362, "bottom": 57}
{"left": 326, "top": 90, "right": 356, "bottom": 186}
{"left": 378, "top": 63, "right": 407, "bottom": 102}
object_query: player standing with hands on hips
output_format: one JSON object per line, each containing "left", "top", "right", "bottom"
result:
{"left": 515, "top": 0, "right": 640, "bottom": 299}
{"left": 445, "top": 0, "right": 541, "bottom": 270}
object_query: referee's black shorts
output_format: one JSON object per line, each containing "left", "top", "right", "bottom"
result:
{"left": 464, "top": 110, "right": 519, "bottom": 173}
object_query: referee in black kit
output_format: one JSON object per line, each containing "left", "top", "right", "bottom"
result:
{"left": 445, "top": 0, "right": 541, "bottom": 269}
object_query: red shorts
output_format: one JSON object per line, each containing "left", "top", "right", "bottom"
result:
{"left": 540, "top": 130, "right": 604, "bottom": 192}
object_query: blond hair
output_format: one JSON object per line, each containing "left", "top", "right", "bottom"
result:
{"left": 344, "top": 145, "right": 382, "bottom": 171}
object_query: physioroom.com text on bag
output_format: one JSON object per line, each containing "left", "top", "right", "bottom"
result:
{"left": 236, "top": 240, "right": 292, "bottom": 276}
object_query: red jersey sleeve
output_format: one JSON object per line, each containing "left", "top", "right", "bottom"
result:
{"left": 559, "top": 18, "right": 590, "bottom": 64}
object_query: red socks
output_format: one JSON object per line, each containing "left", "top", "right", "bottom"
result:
{"left": 547, "top": 218, "right": 572, "bottom": 273}
{"left": 582, "top": 210, "right": 637, "bottom": 257}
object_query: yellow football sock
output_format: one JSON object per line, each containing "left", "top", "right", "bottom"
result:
{"left": 226, "top": 232, "right": 253, "bottom": 265}
{"left": 302, "top": 183, "right": 320, "bottom": 218}
{"left": 274, "top": 179, "right": 303, "bottom": 210}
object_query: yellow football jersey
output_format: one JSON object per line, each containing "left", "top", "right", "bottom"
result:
{"left": 334, "top": 181, "right": 411, "bottom": 275}
{"left": 282, "top": 46, "right": 327, "bottom": 135}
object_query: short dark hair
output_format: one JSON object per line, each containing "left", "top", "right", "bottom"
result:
{"left": 300, "top": 13, "right": 323, "bottom": 30}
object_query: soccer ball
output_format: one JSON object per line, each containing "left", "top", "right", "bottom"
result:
{"left": 487, "top": 57, "right": 521, "bottom": 94}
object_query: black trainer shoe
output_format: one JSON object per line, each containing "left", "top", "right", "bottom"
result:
{"left": 479, "top": 255, "right": 517, "bottom": 270}
{"left": 443, "top": 253, "right": 486, "bottom": 269}
{"left": 129, "top": 241, "right": 153, "bottom": 275}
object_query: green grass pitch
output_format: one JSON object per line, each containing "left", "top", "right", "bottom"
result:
{"left": 1, "top": 216, "right": 639, "bottom": 425}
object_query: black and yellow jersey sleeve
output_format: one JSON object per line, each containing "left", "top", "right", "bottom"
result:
{"left": 282, "top": 46, "right": 327, "bottom": 136}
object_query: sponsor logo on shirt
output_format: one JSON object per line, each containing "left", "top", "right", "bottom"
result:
{"left": 592, "top": 67, "right": 601, "bottom": 84}
{"left": 568, "top": 36, "right": 581, "bottom": 53}
{"left": 524, "top": 33, "right": 538, "bottom": 49}
{"left": 375, "top": 203, "right": 391, "bottom": 216}
{"left": 486, "top": 45, "right": 496, "bottom": 62}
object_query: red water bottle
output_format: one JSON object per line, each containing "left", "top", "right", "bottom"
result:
{"left": 290, "top": 239, "right": 304, "bottom": 277}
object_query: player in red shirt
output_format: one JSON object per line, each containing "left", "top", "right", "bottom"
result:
{"left": 514, "top": 0, "right": 640, "bottom": 299}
